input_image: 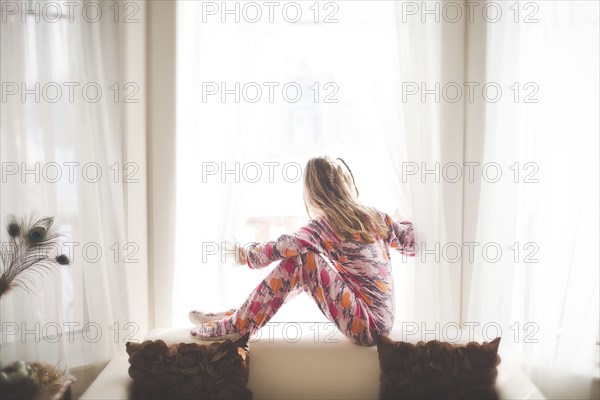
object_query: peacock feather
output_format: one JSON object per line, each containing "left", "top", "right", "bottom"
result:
{"left": 0, "top": 214, "right": 70, "bottom": 298}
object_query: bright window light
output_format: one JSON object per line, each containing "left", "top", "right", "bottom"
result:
{"left": 174, "top": 1, "right": 414, "bottom": 326}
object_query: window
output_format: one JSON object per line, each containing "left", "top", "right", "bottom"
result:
{"left": 174, "top": 1, "right": 414, "bottom": 325}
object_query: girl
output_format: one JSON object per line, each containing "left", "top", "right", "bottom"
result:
{"left": 190, "top": 156, "right": 415, "bottom": 346}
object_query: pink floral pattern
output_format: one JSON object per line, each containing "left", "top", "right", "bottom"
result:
{"left": 192, "top": 210, "right": 414, "bottom": 346}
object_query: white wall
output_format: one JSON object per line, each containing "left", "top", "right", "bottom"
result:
{"left": 146, "top": 0, "right": 177, "bottom": 330}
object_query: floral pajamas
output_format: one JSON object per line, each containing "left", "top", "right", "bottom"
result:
{"left": 194, "top": 211, "right": 415, "bottom": 346}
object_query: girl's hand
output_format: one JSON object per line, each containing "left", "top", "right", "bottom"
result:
{"left": 237, "top": 244, "right": 247, "bottom": 265}
{"left": 224, "top": 241, "right": 247, "bottom": 265}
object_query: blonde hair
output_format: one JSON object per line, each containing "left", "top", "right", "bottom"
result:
{"left": 303, "top": 156, "right": 389, "bottom": 243}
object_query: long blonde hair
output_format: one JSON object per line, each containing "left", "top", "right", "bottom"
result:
{"left": 303, "top": 156, "right": 389, "bottom": 243}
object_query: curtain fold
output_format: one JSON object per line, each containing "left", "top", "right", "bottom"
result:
{"left": 392, "top": 3, "right": 465, "bottom": 326}
{"left": 393, "top": 1, "right": 599, "bottom": 398}
{"left": 463, "top": 2, "right": 599, "bottom": 398}
{"left": 0, "top": 1, "right": 132, "bottom": 370}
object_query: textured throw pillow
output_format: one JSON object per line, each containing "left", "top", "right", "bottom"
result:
{"left": 376, "top": 335, "right": 501, "bottom": 400}
{"left": 126, "top": 333, "right": 252, "bottom": 400}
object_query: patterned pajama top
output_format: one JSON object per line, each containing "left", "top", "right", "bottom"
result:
{"left": 242, "top": 210, "right": 415, "bottom": 345}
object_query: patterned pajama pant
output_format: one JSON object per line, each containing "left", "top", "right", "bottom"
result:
{"left": 195, "top": 250, "right": 385, "bottom": 346}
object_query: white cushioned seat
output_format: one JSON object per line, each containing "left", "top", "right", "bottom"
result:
{"left": 82, "top": 325, "right": 545, "bottom": 400}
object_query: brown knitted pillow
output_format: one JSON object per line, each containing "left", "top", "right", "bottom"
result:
{"left": 376, "top": 335, "right": 501, "bottom": 400}
{"left": 126, "top": 333, "right": 252, "bottom": 400}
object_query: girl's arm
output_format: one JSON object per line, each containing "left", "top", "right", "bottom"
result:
{"left": 384, "top": 214, "right": 415, "bottom": 257}
{"left": 241, "top": 234, "right": 299, "bottom": 269}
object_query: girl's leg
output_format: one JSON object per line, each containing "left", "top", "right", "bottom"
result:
{"left": 191, "top": 256, "right": 306, "bottom": 339}
{"left": 298, "top": 251, "right": 378, "bottom": 345}
{"left": 191, "top": 251, "right": 379, "bottom": 345}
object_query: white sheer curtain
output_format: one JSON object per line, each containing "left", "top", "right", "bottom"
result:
{"left": 1, "top": 1, "right": 133, "bottom": 370}
{"left": 463, "top": 2, "right": 599, "bottom": 398}
{"left": 394, "top": 0, "right": 599, "bottom": 398}
{"left": 392, "top": 3, "right": 467, "bottom": 327}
